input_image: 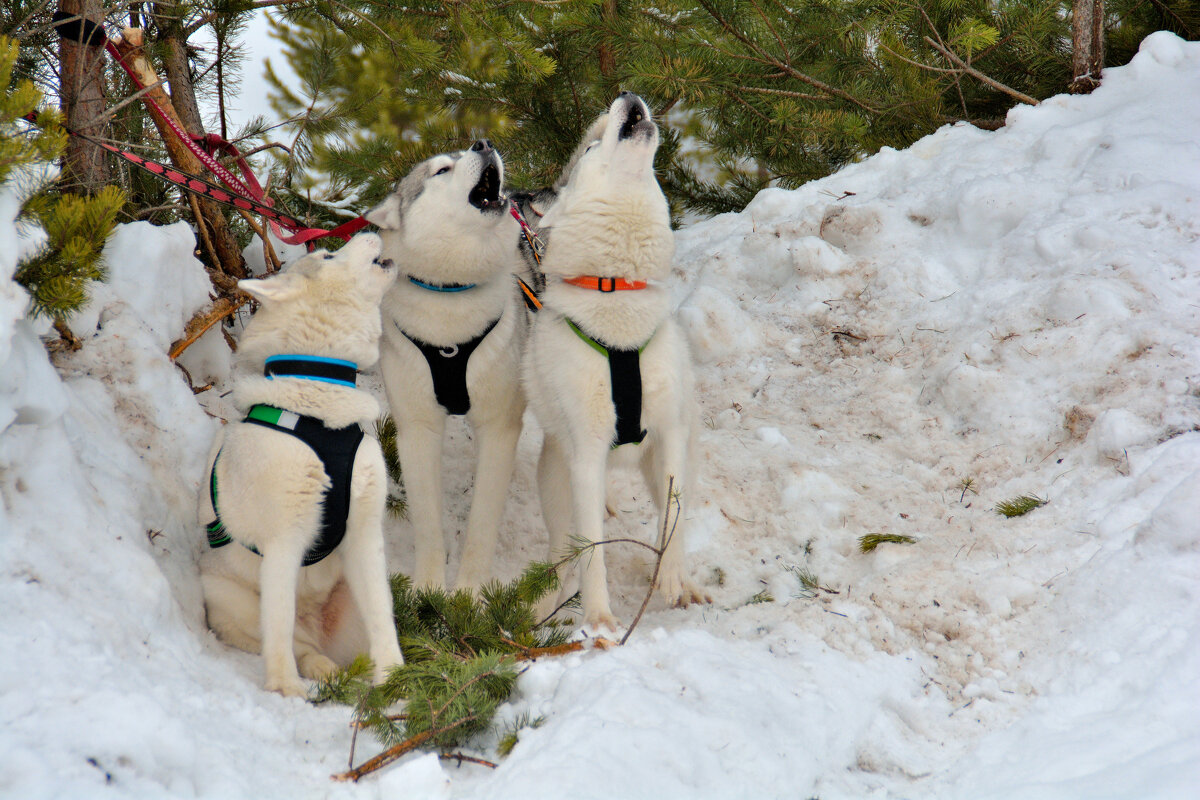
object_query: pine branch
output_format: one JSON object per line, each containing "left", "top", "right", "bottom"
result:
{"left": 923, "top": 37, "right": 1040, "bottom": 106}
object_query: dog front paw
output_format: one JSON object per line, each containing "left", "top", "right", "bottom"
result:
{"left": 298, "top": 652, "right": 340, "bottom": 680}
{"left": 372, "top": 654, "right": 404, "bottom": 685}
{"left": 655, "top": 571, "right": 712, "bottom": 609}
{"left": 265, "top": 675, "right": 310, "bottom": 698}
{"left": 582, "top": 606, "right": 620, "bottom": 631}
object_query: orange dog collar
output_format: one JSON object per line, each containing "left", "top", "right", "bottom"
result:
{"left": 562, "top": 276, "right": 648, "bottom": 292}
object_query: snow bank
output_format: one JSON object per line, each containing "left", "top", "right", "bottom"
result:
{"left": 2, "top": 32, "right": 1199, "bottom": 799}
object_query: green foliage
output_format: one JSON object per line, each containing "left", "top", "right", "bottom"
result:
{"left": 786, "top": 564, "right": 823, "bottom": 598}
{"left": 858, "top": 533, "right": 918, "bottom": 553}
{"left": 746, "top": 588, "right": 775, "bottom": 606}
{"left": 497, "top": 712, "right": 545, "bottom": 758}
{"left": 265, "top": 0, "right": 1198, "bottom": 218}
{"left": 374, "top": 415, "right": 407, "bottom": 518}
{"left": 1, "top": 36, "right": 124, "bottom": 319}
{"left": 390, "top": 564, "right": 566, "bottom": 661}
{"left": 0, "top": 41, "right": 65, "bottom": 182}
{"left": 17, "top": 186, "right": 125, "bottom": 318}
{"left": 314, "top": 562, "right": 568, "bottom": 755}
{"left": 994, "top": 494, "right": 1047, "bottom": 518}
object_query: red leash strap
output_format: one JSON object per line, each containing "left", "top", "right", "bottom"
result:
{"left": 96, "top": 35, "right": 364, "bottom": 246}
{"left": 510, "top": 204, "right": 545, "bottom": 265}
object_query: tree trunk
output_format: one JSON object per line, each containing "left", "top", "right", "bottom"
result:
{"left": 143, "top": 6, "right": 248, "bottom": 278}
{"left": 58, "top": 0, "right": 110, "bottom": 192}
{"left": 1071, "top": 0, "right": 1105, "bottom": 93}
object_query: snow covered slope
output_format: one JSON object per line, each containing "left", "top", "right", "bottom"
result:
{"left": 2, "top": 31, "right": 1198, "bottom": 800}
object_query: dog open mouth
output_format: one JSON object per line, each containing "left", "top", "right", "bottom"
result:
{"left": 468, "top": 162, "right": 504, "bottom": 212}
{"left": 618, "top": 105, "right": 654, "bottom": 141}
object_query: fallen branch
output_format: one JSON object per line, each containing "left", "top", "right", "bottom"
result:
{"left": 438, "top": 752, "right": 498, "bottom": 769}
{"left": 332, "top": 729, "right": 438, "bottom": 782}
{"left": 168, "top": 294, "right": 247, "bottom": 360}
{"left": 502, "top": 636, "right": 615, "bottom": 661}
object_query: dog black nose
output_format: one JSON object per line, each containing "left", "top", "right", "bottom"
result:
{"left": 619, "top": 90, "right": 633, "bottom": 98}
{"left": 470, "top": 139, "right": 494, "bottom": 153}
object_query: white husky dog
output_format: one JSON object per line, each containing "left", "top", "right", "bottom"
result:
{"left": 365, "top": 140, "right": 525, "bottom": 591}
{"left": 524, "top": 93, "right": 710, "bottom": 628}
{"left": 199, "top": 233, "right": 405, "bottom": 696}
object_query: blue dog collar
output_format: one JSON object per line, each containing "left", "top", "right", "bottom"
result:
{"left": 264, "top": 355, "right": 358, "bottom": 387}
{"left": 408, "top": 276, "right": 477, "bottom": 293}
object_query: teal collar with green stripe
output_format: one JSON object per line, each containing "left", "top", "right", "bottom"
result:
{"left": 564, "top": 317, "right": 650, "bottom": 447}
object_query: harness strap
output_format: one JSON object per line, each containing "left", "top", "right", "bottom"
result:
{"left": 564, "top": 318, "right": 649, "bottom": 448}
{"left": 399, "top": 318, "right": 500, "bottom": 416}
{"left": 563, "top": 276, "right": 648, "bottom": 292}
{"left": 206, "top": 404, "right": 364, "bottom": 566}
{"left": 264, "top": 355, "right": 357, "bottom": 388}
{"left": 517, "top": 276, "right": 543, "bottom": 312}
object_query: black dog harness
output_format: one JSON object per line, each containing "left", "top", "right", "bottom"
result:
{"left": 397, "top": 319, "right": 499, "bottom": 416}
{"left": 565, "top": 319, "right": 649, "bottom": 448}
{"left": 206, "top": 356, "right": 365, "bottom": 567}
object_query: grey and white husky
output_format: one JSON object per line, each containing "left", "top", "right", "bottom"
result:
{"left": 366, "top": 140, "right": 526, "bottom": 591}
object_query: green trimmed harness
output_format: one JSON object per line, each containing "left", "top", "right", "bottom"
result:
{"left": 206, "top": 403, "right": 364, "bottom": 566}
{"left": 564, "top": 318, "right": 651, "bottom": 448}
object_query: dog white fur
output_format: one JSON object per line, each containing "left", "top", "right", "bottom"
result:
{"left": 524, "top": 93, "right": 710, "bottom": 628}
{"left": 366, "top": 141, "right": 525, "bottom": 591}
{"left": 198, "top": 233, "right": 404, "bottom": 696}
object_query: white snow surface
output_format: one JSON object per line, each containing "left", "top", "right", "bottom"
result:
{"left": 3, "top": 32, "right": 1199, "bottom": 799}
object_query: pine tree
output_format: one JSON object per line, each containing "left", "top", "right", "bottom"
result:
{"left": 265, "top": 0, "right": 1198, "bottom": 218}
{"left": 314, "top": 563, "right": 571, "bottom": 772}
{"left": 2, "top": 35, "right": 124, "bottom": 322}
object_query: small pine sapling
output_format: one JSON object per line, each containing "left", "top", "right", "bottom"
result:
{"left": 320, "top": 563, "right": 574, "bottom": 781}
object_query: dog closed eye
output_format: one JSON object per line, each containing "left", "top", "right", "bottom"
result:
{"left": 435, "top": 165, "right": 452, "bottom": 175}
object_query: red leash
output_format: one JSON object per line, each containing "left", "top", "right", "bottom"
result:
{"left": 100, "top": 38, "right": 367, "bottom": 246}
{"left": 32, "top": 19, "right": 366, "bottom": 248}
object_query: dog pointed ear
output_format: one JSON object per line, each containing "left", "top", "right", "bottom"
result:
{"left": 365, "top": 194, "right": 402, "bottom": 231}
{"left": 238, "top": 275, "right": 302, "bottom": 305}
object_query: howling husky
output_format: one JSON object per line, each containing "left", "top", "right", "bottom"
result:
{"left": 199, "top": 233, "right": 404, "bottom": 696}
{"left": 366, "top": 140, "right": 525, "bottom": 591}
{"left": 523, "top": 93, "right": 710, "bottom": 629}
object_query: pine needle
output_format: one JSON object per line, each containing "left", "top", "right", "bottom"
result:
{"left": 994, "top": 494, "right": 1047, "bottom": 518}
{"left": 858, "top": 533, "right": 917, "bottom": 553}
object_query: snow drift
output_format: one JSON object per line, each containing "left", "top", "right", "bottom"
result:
{"left": 2, "top": 31, "right": 1198, "bottom": 800}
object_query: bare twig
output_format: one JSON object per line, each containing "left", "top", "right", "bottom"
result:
{"left": 621, "top": 477, "right": 679, "bottom": 646}
{"left": 234, "top": 209, "right": 282, "bottom": 273}
{"left": 187, "top": 193, "right": 219, "bottom": 266}
{"left": 438, "top": 752, "right": 498, "bottom": 769}
{"left": 168, "top": 294, "right": 248, "bottom": 360}
{"left": 75, "top": 78, "right": 168, "bottom": 130}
